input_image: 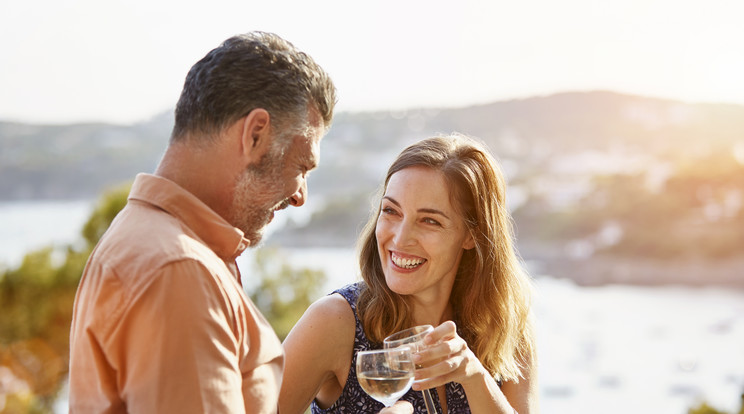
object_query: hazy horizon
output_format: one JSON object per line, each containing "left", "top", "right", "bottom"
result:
{"left": 3, "top": 88, "right": 743, "bottom": 127}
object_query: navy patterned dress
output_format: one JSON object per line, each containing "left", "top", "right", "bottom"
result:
{"left": 311, "top": 283, "right": 472, "bottom": 414}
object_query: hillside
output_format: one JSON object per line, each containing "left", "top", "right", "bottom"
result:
{"left": 0, "top": 112, "right": 171, "bottom": 199}
{"left": 2, "top": 91, "right": 743, "bottom": 287}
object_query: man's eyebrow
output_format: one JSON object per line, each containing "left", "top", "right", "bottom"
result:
{"left": 304, "top": 155, "right": 318, "bottom": 170}
{"left": 381, "top": 196, "right": 450, "bottom": 219}
{"left": 298, "top": 148, "right": 318, "bottom": 170}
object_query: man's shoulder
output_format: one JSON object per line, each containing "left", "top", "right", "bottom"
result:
{"left": 75, "top": 203, "right": 224, "bottom": 333}
{"left": 89, "top": 202, "right": 215, "bottom": 284}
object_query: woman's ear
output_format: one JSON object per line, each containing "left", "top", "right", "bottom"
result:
{"left": 463, "top": 230, "right": 476, "bottom": 250}
{"left": 240, "top": 108, "right": 273, "bottom": 164}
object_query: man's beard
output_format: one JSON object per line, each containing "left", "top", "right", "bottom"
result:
{"left": 228, "top": 144, "right": 290, "bottom": 245}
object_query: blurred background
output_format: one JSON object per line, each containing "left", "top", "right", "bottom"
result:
{"left": 1, "top": 1, "right": 743, "bottom": 413}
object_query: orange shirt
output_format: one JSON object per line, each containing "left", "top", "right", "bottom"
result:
{"left": 69, "top": 173, "right": 283, "bottom": 413}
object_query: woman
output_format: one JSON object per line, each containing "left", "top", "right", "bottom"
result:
{"left": 280, "top": 134, "right": 538, "bottom": 413}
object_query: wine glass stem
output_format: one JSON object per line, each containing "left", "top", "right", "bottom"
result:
{"left": 422, "top": 389, "right": 438, "bottom": 414}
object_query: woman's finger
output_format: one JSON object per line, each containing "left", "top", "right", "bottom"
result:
{"left": 415, "top": 352, "right": 465, "bottom": 378}
{"left": 412, "top": 356, "right": 468, "bottom": 390}
{"left": 424, "top": 320, "right": 457, "bottom": 345}
{"left": 414, "top": 335, "right": 466, "bottom": 364}
{"left": 379, "top": 400, "right": 413, "bottom": 413}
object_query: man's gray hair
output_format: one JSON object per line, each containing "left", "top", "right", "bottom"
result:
{"left": 171, "top": 31, "right": 337, "bottom": 143}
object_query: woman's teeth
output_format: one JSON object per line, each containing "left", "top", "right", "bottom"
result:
{"left": 391, "top": 253, "right": 426, "bottom": 269}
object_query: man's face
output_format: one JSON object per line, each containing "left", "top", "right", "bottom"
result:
{"left": 228, "top": 115, "right": 323, "bottom": 245}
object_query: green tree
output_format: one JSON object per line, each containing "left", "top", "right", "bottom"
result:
{"left": 689, "top": 393, "right": 744, "bottom": 414}
{"left": 690, "top": 402, "right": 729, "bottom": 414}
{"left": 247, "top": 248, "right": 327, "bottom": 341}
{"left": 0, "top": 183, "right": 130, "bottom": 413}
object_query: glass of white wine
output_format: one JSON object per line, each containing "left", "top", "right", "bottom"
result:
{"left": 384, "top": 325, "right": 438, "bottom": 414}
{"left": 356, "top": 347, "right": 415, "bottom": 408}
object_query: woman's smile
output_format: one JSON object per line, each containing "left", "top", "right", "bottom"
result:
{"left": 390, "top": 251, "right": 427, "bottom": 270}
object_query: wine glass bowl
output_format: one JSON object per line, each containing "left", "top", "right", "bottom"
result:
{"left": 383, "top": 324, "right": 433, "bottom": 353}
{"left": 356, "top": 347, "right": 415, "bottom": 407}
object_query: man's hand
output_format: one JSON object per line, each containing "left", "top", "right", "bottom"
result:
{"left": 379, "top": 400, "right": 413, "bottom": 413}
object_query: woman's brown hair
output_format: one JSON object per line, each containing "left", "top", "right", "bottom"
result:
{"left": 356, "top": 133, "right": 535, "bottom": 382}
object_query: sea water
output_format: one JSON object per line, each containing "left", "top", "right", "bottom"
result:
{"left": 1, "top": 200, "right": 742, "bottom": 413}
{"left": 271, "top": 248, "right": 744, "bottom": 414}
{"left": 0, "top": 199, "right": 93, "bottom": 268}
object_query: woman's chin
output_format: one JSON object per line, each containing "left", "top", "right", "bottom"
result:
{"left": 384, "top": 275, "right": 418, "bottom": 296}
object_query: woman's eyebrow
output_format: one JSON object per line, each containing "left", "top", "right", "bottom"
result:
{"left": 382, "top": 196, "right": 450, "bottom": 219}
{"left": 382, "top": 196, "right": 400, "bottom": 207}
{"left": 418, "top": 208, "right": 450, "bottom": 219}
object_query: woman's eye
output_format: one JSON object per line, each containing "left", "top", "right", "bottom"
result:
{"left": 381, "top": 207, "right": 396, "bottom": 215}
{"left": 424, "top": 218, "right": 441, "bottom": 226}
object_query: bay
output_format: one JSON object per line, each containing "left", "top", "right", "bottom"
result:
{"left": 0, "top": 199, "right": 93, "bottom": 268}
{"left": 1, "top": 200, "right": 742, "bottom": 413}
{"left": 272, "top": 248, "right": 744, "bottom": 414}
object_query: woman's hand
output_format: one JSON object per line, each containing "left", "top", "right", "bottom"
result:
{"left": 409, "top": 320, "right": 538, "bottom": 413}
{"left": 410, "top": 320, "right": 489, "bottom": 391}
{"left": 379, "top": 400, "right": 414, "bottom": 413}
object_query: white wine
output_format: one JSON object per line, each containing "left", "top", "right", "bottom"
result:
{"left": 357, "top": 370, "right": 414, "bottom": 406}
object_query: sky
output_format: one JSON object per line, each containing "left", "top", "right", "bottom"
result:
{"left": 1, "top": 0, "right": 743, "bottom": 125}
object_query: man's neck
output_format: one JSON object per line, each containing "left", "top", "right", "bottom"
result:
{"left": 154, "top": 138, "right": 239, "bottom": 221}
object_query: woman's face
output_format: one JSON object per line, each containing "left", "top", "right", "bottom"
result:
{"left": 375, "top": 166, "right": 474, "bottom": 300}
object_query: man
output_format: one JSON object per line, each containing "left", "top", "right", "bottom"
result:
{"left": 68, "top": 32, "right": 335, "bottom": 413}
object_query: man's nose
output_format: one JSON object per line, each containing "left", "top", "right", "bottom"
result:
{"left": 289, "top": 179, "right": 307, "bottom": 207}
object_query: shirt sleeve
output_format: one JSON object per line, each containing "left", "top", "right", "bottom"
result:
{"left": 106, "top": 259, "right": 247, "bottom": 413}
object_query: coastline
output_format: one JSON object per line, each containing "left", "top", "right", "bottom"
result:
{"left": 531, "top": 255, "right": 744, "bottom": 290}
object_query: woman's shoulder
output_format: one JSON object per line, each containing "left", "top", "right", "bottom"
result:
{"left": 298, "top": 283, "right": 362, "bottom": 334}
{"left": 311, "top": 291, "right": 355, "bottom": 321}
{"left": 280, "top": 291, "right": 361, "bottom": 413}
{"left": 283, "top": 284, "right": 359, "bottom": 367}
{"left": 330, "top": 282, "right": 364, "bottom": 306}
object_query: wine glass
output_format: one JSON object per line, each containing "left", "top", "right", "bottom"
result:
{"left": 356, "top": 347, "right": 415, "bottom": 407}
{"left": 384, "top": 325, "right": 438, "bottom": 414}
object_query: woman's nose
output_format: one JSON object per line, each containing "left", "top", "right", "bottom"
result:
{"left": 392, "top": 220, "right": 416, "bottom": 246}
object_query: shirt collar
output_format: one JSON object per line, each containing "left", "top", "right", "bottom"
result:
{"left": 128, "top": 173, "right": 250, "bottom": 260}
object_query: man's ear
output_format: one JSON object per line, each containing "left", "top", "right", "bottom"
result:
{"left": 240, "top": 108, "right": 273, "bottom": 164}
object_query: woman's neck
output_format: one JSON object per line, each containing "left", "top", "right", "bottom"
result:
{"left": 410, "top": 296, "right": 454, "bottom": 327}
